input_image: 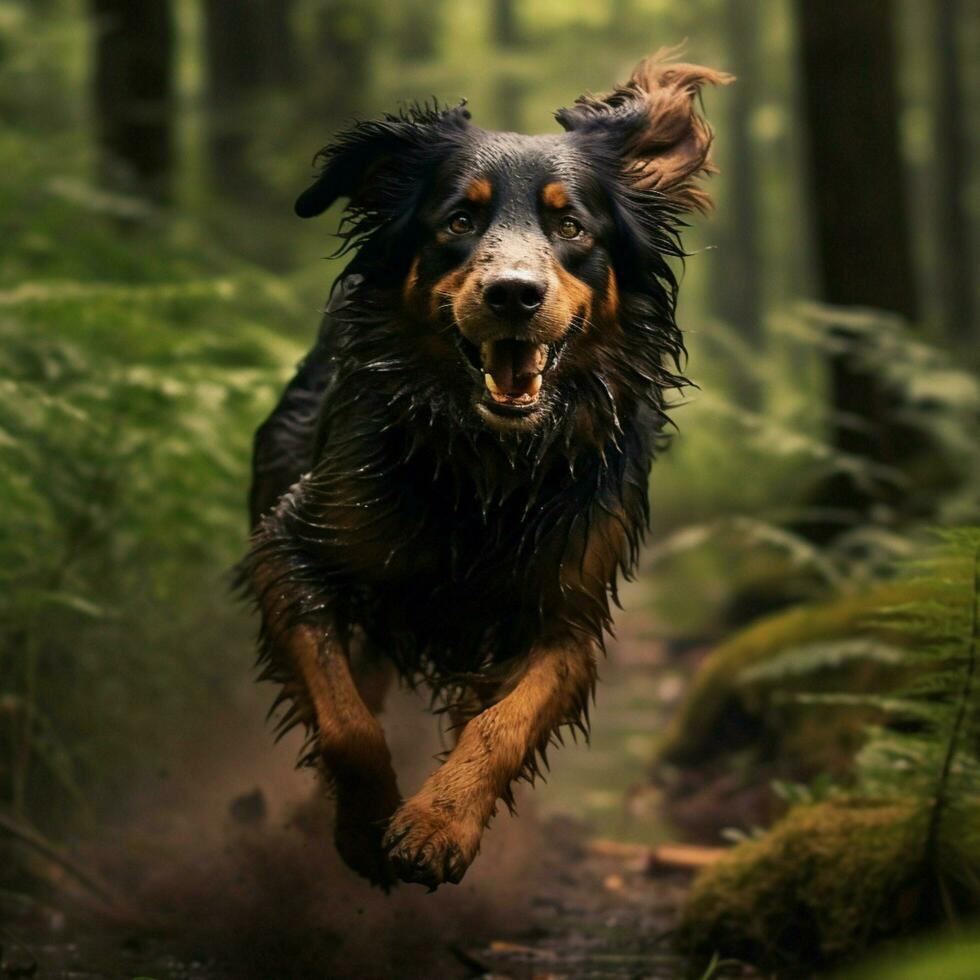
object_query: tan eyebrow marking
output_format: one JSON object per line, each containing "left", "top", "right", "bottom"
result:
{"left": 541, "top": 181, "right": 570, "bottom": 210}
{"left": 465, "top": 178, "right": 493, "bottom": 205}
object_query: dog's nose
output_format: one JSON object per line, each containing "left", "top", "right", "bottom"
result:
{"left": 484, "top": 276, "right": 546, "bottom": 320}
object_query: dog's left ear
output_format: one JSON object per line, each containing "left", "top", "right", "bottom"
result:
{"left": 556, "top": 48, "right": 732, "bottom": 214}
{"left": 294, "top": 102, "right": 471, "bottom": 220}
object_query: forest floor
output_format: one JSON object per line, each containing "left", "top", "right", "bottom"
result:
{"left": 3, "top": 585, "right": 755, "bottom": 980}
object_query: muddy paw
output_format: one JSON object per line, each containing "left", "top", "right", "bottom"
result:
{"left": 382, "top": 799, "right": 480, "bottom": 889}
{"left": 334, "top": 779, "right": 400, "bottom": 891}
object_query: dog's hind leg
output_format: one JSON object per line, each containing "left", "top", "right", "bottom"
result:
{"left": 383, "top": 637, "right": 597, "bottom": 888}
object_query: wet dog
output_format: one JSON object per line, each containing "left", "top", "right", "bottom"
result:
{"left": 242, "top": 50, "right": 729, "bottom": 889}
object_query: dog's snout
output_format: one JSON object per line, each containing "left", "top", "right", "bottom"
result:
{"left": 484, "top": 276, "right": 546, "bottom": 320}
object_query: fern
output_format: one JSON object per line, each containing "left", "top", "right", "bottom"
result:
{"left": 776, "top": 528, "right": 980, "bottom": 825}
{"left": 0, "top": 128, "right": 304, "bottom": 835}
{"left": 850, "top": 529, "right": 980, "bottom": 907}
{"left": 647, "top": 307, "right": 979, "bottom": 637}
{"left": 739, "top": 638, "right": 906, "bottom": 685}
{"left": 680, "top": 529, "right": 980, "bottom": 968}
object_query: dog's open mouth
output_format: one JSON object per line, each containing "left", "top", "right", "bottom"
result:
{"left": 453, "top": 330, "right": 566, "bottom": 416}
{"left": 481, "top": 338, "right": 549, "bottom": 411}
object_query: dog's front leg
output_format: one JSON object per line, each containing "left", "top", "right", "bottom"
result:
{"left": 383, "top": 637, "right": 597, "bottom": 888}
{"left": 248, "top": 551, "right": 401, "bottom": 887}
{"left": 280, "top": 623, "right": 402, "bottom": 887}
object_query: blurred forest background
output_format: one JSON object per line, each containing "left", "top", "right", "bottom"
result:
{"left": 1, "top": 0, "right": 978, "bottom": 977}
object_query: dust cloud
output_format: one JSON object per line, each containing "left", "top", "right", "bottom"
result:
{"left": 96, "top": 681, "right": 554, "bottom": 980}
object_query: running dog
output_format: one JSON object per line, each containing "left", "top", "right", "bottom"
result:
{"left": 242, "top": 50, "right": 729, "bottom": 889}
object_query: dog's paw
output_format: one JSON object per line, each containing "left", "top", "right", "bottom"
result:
{"left": 382, "top": 798, "right": 481, "bottom": 889}
{"left": 333, "top": 779, "right": 401, "bottom": 891}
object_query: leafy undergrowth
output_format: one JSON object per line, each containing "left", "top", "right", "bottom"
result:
{"left": 655, "top": 580, "right": 926, "bottom": 770}
{"left": 0, "top": 128, "right": 304, "bottom": 846}
{"left": 681, "top": 798, "right": 931, "bottom": 967}
{"left": 679, "top": 529, "right": 980, "bottom": 971}
{"left": 836, "top": 929, "right": 980, "bottom": 980}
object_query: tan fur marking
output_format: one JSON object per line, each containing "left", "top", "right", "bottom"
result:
{"left": 602, "top": 266, "right": 619, "bottom": 324}
{"left": 402, "top": 255, "right": 421, "bottom": 314}
{"left": 384, "top": 639, "right": 597, "bottom": 881}
{"left": 541, "top": 181, "right": 570, "bottom": 210}
{"left": 567, "top": 506, "right": 629, "bottom": 595}
{"left": 465, "top": 177, "right": 493, "bottom": 205}
{"left": 570, "top": 46, "right": 732, "bottom": 213}
{"left": 622, "top": 52, "right": 733, "bottom": 211}
{"left": 431, "top": 263, "right": 475, "bottom": 321}
{"left": 403, "top": 255, "right": 419, "bottom": 297}
{"left": 551, "top": 258, "right": 595, "bottom": 331}
{"left": 249, "top": 557, "right": 400, "bottom": 885}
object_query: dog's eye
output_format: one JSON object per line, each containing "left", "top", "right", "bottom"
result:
{"left": 558, "top": 217, "right": 583, "bottom": 240}
{"left": 448, "top": 212, "right": 474, "bottom": 235}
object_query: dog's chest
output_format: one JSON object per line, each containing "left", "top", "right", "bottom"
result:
{"left": 317, "top": 443, "right": 571, "bottom": 592}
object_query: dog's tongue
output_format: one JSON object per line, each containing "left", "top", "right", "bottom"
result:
{"left": 482, "top": 339, "right": 547, "bottom": 401}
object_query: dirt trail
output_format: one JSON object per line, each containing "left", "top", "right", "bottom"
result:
{"left": 3, "top": 584, "right": 712, "bottom": 980}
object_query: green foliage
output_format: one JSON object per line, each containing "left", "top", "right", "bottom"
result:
{"left": 679, "top": 529, "right": 980, "bottom": 970}
{"left": 645, "top": 307, "right": 979, "bottom": 635}
{"left": 681, "top": 799, "right": 933, "bottom": 966}
{"left": 655, "top": 581, "right": 922, "bottom": 768}
{"left": 853, "top": 530, "right": 980, "bottom": 861}
{"left": 0, "top": 129, "right": 303, "bottom": 831}
{"left": 836, "top": 930, "right": 980, "bottom": 980}
{"left": 652, "top": 302, "right": 980, "bottom": 775}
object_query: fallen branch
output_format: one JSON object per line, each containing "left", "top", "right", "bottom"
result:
{"left": 0, "top": 812, "right": 117, "bottom": 906}
{"left": 648, "top": 843, "right": 727, "bottom": 874}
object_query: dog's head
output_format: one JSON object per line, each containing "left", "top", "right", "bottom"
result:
{"left": 297, "top": 50, "right": 730, "bottom": 438}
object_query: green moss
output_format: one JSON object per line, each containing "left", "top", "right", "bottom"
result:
{"left": 679, "top": 799, "right": 930, "bottom": 969}
{"left": 656, "top": 583, "right": 927, "bottom": 767}
{"left": 837, "top": 930, "right": 980, "bottom": 980}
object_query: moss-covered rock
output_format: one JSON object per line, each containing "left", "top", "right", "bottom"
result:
{"left": 656, "top": 582, "right": 926, "bottom": 769}
{"left": 836, "top": 930, "right": 980, "bottom": 980}
{"left": 678, "top": 799, "right": 930, "bottom": 970}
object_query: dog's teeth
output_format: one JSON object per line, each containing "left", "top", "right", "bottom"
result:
{"left": 485, "top": 373, "right": 500, "bottom": 394}
{"left": 528, "top": 374, "right": 542, "bottom": 397}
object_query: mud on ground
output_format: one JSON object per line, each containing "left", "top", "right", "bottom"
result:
{"left": 2, "top": 590, "right": 754, "bottom": 980}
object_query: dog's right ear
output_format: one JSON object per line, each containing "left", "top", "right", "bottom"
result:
{"left": 295, "top": 102, "right": 471, "bottom": 219}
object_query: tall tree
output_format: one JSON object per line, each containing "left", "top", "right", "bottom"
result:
{"left": 90, "top": 0, "right": 174, "bottom": 203}
{"left": 492, "top": 74, "right": 526, "bottom": 133}
{"left": 721, "top": 0, "right": 763, "bottom": 404}
{"left": 934, "top": 0, "right": 975, "bottom": 343}
{"left": 394, "top": 0, "right": 442, "bottom": 61}
{"left": 491, "top": 0, "right": 519, "bottom": 48}
{"left": 202, "top": 0, "right": 261, "bottom": 193}
{"left": 257, "top": 0, "right": 299, "bottom": 90}
{"left": 310, "top": 0, "right": 372, "bottom": 119}
{"left": 202, "top": 0, "right": 298, "bottom": 194}
{"left": 797, "top": 0, "right": 919, "bottom": 532}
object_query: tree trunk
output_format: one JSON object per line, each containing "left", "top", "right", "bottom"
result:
{"left": 934, "top": 0, "right": 975, "bottom": 344}
{"left": 203, "top": 0, "right": 298, "bottom": 195}
{"left": 394, "top": 0, "right": 442, "bottom": 61}
{"left": 797, "top": 0, "right": 919, "bottom": 534}
{"left": 721, "top": 0, "right": 763, "bottom": 404}
{"left": 492, "top": 0, "right": 519, "bottom": 48}
{"left": 311, "top": 0, "right": 371, "bottom": 120}
{"left": 90, "top": 0, "right": 174, "bottom": 203}
{"left": 493, "top": 74, "right": 526, "bottom": 133}
{"left": 257, "top": 0, "right": 298, "bottom": 90}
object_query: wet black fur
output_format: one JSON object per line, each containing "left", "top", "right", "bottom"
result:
{"left": 243, "top": 102, "right": 691, "bottom": 737}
